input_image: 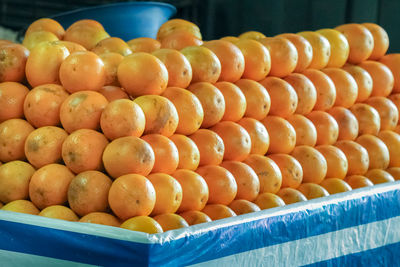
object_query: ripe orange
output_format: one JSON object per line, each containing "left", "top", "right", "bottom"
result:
{"left": 253, "top": 192, "right": 285, "bottom": 210}
{"left": 297, "top": 31, "right": 331, "bottom": 69}
{"left": 0, "top": 161, "right": 35, "bottom": 203}
{"left": 0, "top": 119, "right": 34, "bottom": 162}
{"left": 54, "top": 40, "right": 86, "bottom": 54}
{"left": 237, "top": 117, "right": 269, "bottom": 155}
{"left": 327, "top": 106, "right": 359, "bottom": 141}
{"left": 22, "top": 31, "right": 59, "bottom": 51}
{"left": 215, "top": 82, "right": 247, "bottom": 122}
{"left": 228, "top": 199, "right": 261, "bottom": 215}
{"left": 98, "top": 86, "right": 129, "bottom": 102}
{"left": 378, "top": 131, "right": 400, "bottom": 167}
{"left": 276, "top": 33, "right": 313, "bottom": 72}
{"left": 0, "top": 82, "right": 29, "bottom": 123}
{"left": 189, "top": 129, "right": 224, "bottom": 166}
{"left": 1, "top": 200, "right": 39, "bottom": 215}
{"left": 201, "top": 204, "right": 236, "bottom": 220}
{"left": 315, "top": 145, "right": 349, "bottom": 179}
{"left": 291, "top": 146, "right": 327, "bottom": 184}
{"left": 91, "top": 37, "right": 132, "bottom": 56}
{"left": 379, "top": 54, "right": 400, "bottom": 92}
{"left": 334, "top": 140, "right": 370, "bottom": 176}
{"left": 25, "top": 18, "right": 65, "bottom": 39}
{"left": 153, "top": 213, "right": 189, "bottom": 232}
{"left": 169, "top": 134, "right": 200, "bottom": 170}
{"left": 364, "top": 169, "right": 395, "bottom": 184}
{"left": 364, "top": 96, "right": 398, "bottom": 130}
{"left": 386, "top": 167, "right": 400, "bottom": 180}
{"left": 341, "top": 64, "right": 373, "bottom": 102}
{"left": 0, "top": 43, "right": 29, "bottom": 83}
{"left": 179, "top": 210, "right": 212, "bottom": 226}
{"left": 355, "top": 134, "right": 390, "bottom": 170}
{"left": 358, "top": 61, "right": 394, "bottom": 97}
{"left": 283, "top": 73, "right": 317, "bottom": 115}
{"left": 160, "top": 30, "right": 203, "bottom": 50}
{"left": 261, "top": 116, "right": 296, "bottom": 154}
{"left": 157, "top": 19, "right": 202, "bottom": 41}
{"left": 220, "top": 36, "right": 239, "bottom": 44}
{"left": 306, "top": 111, "right": 339, "bottom": 145}
{"left": 238, "top": 31, "right": 266, "bottom": 41}
{"left": 344, "top": 175, "right": 373, "bottom": 189}
{"left": 316, "top": 29, "right": 349, "bottom": 68}
{"left": 276, "top": 188, "right": 307, "bottom": 204}
{"left": 320, "top": 178, "right": 352, "bottom": 194}
{"left": 349, "top": 103, "right": 381, "bottom": 135}
{"left": 388, "top": 94, "right": 400, "bottom": 119}
{"left": 63, "top": 23, "right": 109, "bottom": 50}
{"left": 286, "top": 114, "right": 317, "bottom": 147}
{"left": 39, "top": 205, "right": 79, "bottom": 221}
{"left": 362, "top": 23, "right": 389, "bottom": 60}
{"left": 79, "top": 212, "right": 121, "bottom": 227}
{"left": 301, "top": 69, "right": 336, "bottom": 111}
{"left": 297, "top": 183, "right": 329, "bottom": 200}
{"left": 268, "top": 154, "right": 303, "bottom": 189}
{"left": 120, "top": 216, "right": 163, "bottom": 234}
{"left": 127, "top": 37, "right": 161, "bottom": 53}
{"left": 99, "top": 52, "right": 124, "bottom": 86}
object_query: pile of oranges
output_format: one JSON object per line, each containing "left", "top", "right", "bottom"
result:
{"left": 1, "top": 17, "right": 400, "bottom": 234}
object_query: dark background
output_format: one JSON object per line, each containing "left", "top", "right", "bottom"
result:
{"left": 1, "top": 0, "right": 400, "bottom": 52}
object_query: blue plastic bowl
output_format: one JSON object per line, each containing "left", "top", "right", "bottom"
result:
{"left": 50, "top": 2, "right": 176, "bottom": 41}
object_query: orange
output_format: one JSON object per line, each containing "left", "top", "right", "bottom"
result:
{"left": 24, "top": 126, "right": 68, "bottom": 168}
{"left": 267, "top": 154, "right": 303, "bottom": 189}
{"left": 160, "top": 30, "right": 203, "bottom": 50}
{"left": 388, "top": 94, "right": 400, "bottom": 119}
{"left": 1, "top": 200, "right": 39, "bottom": 215}
{"left": 25, "top": 18, "right": 65, "bottom": 39}
{"left": 0, "top": 161, "right": 35, "bottom": 203}
{"left": 67, "top": 19, "right": 105, "bottom": 30}
{"left": 386, "top": 167, "right": 400, "bottom": 180}
{"left": 29, "top": 164, "right": 75, "bottom": 209}
{"left": 201, "top": 204, "right": 236, "bottom": 220}
{"left": 220, "top": 161, "right": 260, "bottom": 201}
{"left": 133, "top": 95, "right": 179, "bottom": 137}
{"left": 63, "top": 24, "right": 109, "bottom": 50}
{"left": 102, "top": 136, "right": 155, "bottom": 178}
{"left": 362, "top": 23, "right": 389, "bottom": 60}
{"left": 0, "top": 82, "right": 29, "bottom": 123}
{"left": 235, "top": 79, "right": 271, "bottom": 120}
{"left": 364, "top": 169, "right": 395, "bottom": 184}
{"left": 286, "top": 114, "right": 317, "bottom": 147}
{"left": 243, "top": 154, "right": 282, "bottom": 194}
{"left": 0, "top": 119, "right": 34, "bottom": 162}
{"left": 261, "top": 116, "right": 296, "bottom": 154}
{"left": 98, "top": 86, "right": 129, "bottom": 102}
{"left": 215, "top": 82, "right": 246, "bottom": 122}
{"left": 188, "top": 82, "right": 225, "bottom": 128}
{"left": 358, "top": 61, "right": 394, "bottom": 97}
{"left": 327, "top": 106, "right": 359, "bottom": 141}
{"left": 127, "top": 37, "right": 161, "bottom": 53}
{"left": 54, "top": 40, "right": 86, "bottom": 54}
{"left": 172, "top": 169, "right": 209, "bottom": 213}
{"left": 99, "top": 52, "right": 124, "bottom": 86}
{"left": 276, "top": 33, "right": 313, "bottom": 72}
{"left": 24, "top": 84, "right": 69, "bottom": 127}
{"left": 297, "top": 31, "right": 330, "bottom": 69}
{"left": 238, "top": 31, "right": 266, "bottom": 41}
{"left": 379, "top": 54, "right": 400, "bottom": 92}
{"left": 152, "top": 48, "right": 192, "bottom": 88}
{"left": 297, "top": 183, "right": 329, "bottom": 200}
{"left": 0, "top": 43, "right": 29, "bottom": 83}
{"left": 283, "top": 73, "right": 317, "bottom": 114}
{"left": 147, "top": 173, "right": 182, "bottom": 216}
{"left": 189, "top": 129, "right": 224, "bottom": 166}
{"left": 344, "top": 175, "right": 373, "bottom": 189}
{"left": 315, "top": 145, "right": 349, "bottom": 179}
{"left": 22, "top": 31, "right": 59, "bottom": 51}
{"left": 253, "top": 192, "right": 285, "bottom": 210}
{"left": 341, "top": 64, "right": 373, "bottom": 102}
{"left": 161, "top": 86, "right": 204, "bottom": 135}
{"left": 395, "top": 125, "right": 400, "bottom": 135}
{"left": 237, "top": 117, "right": 269, "bottom": 155}
{"left": 291, "top": 146, "right": 327, "bottom": 184}
{"left": 364, "top": 96, "right": 398, "bottom": 130}
{"left": 68, "top": 171, "right": 112, "bottom": 217}
{"left": 334, "top": 140, "right": 369, "bottom": 176}
{"left": 316, "top": 29, "right": 349, "bottom": 68}
{"left": 356, "top": 134, "right": 390, "bottom": 170}
{"left": 320, "top": 178, "right": 352, "bottom": 194}
{"left": 179, "top": 210, "right": 212, "bottom": 226}
{"left": 302, "top": 69, "right": 336, "bottom": 111}
{"left": 39, "top": 205, "right": 79, "bottom": 221}
{"left": 235, "top": 39, "right": 271, "bottom": 81}
{"left": 79, "top": 212, "right": 121, "bottom": 227}
{"left": 169, "top": 134, "right": 200, "bottom": 170}
{"left": 153, "top": 213, "right": 189, "bottom": 231}
{"left": 157, "top": 19, "right": 202, "bottom": 41}
{"left": 228, "top": 199, "right": 261, "bottom": 215}
{"left": 378, "top": 131, "right": 400, "bottom": 167}
{"left": 306, "top": 111, "right": 339, "bottom": 145}
{"left": 196, "top": 165, "right": 237, "bottom": 205}
{"left": 91, "top": 37, "right": 132, "bottom": 56}
{"left": 120, "top": 216, "right": 163, "bottom": 234}
{"left": 117, "top": 52, "right": 168, "bottom": 96}
{"left": 181, "top": 46, "right": 221, "bottom": 83}
{"left": 220, "top": 36, "right": 239, "bottom": 44}
{"left": 349, "top": 103, "right": 381, "bottom": 135}
{"left": 276, "top": 188, "right": 307, "bottom": 204}
{"left": 108, "top": 174, "right": 156, "bottom": 220}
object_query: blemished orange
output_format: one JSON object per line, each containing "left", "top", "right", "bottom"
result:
{"left": 327, "top": 106, "right": 359, "bottom": 141}
{"left": 203, "top": 40, "right": 245, "bottom": 82}
{"left": 378, "top": 131, "right": 400, "bottom": 167}
{"left": 133, "top": 95, "right": 179, "bottom": 137}
{"left": 276, "top": 33, "right": 313, "bottom": 72}
{"left": 315, "top": 145, "right": 349, "bottom": 179}
{"left": 261, "top": 116, "right": 296, "bottom": 154}
{"left": 0, "top": 119, "right": 34, "bottom": 162}
{"left": 39, "top": 205, "right": 79, "bottom": 221}
{"left": 188, "top": 82, "right": 225, "bottom": 128}
{"left": 0, "top": 161, "right": 35, "bottom": 203}
{"left": 127, "top": 37, "right": 161, "bottom": 53}
{"left": 147, "top": 173, "right": 182, "bottom": 216}
{"left": 91, "top": 37, "right": 132, "bottom": 56}
{"left": 276, "top": 188, "right": 307, "bottom": 204}
{"left": 210, "top": 121, "right": 251, "bottom": 161}
{"left": 349, "top": 103, "right": 381, "bottom": 135}
{"left": 301, "top": 69, "right": 336, "bottom": 111}
{"left": 25, "top": 18, "right": 65, "bottom": 39}
{"left": 54, "top": 40, "right": 86, "bottom": 54}
{"left": 297, "top": 183, "right": 329, "bottom": 200}
{"left": 243, "top": 154, "right": 282, "bottom": 194}
{"left": 253, "top": 192, "right": 285, "bottom": 210}
{"left": 169, "top": 134, "right": 200, "bottom": 170}
{"left": 120, "top": 216, "right": 163, "bottom": 234}
{"left": 29, "top": 164, "right": 75, "bottom": 209}
{"left": 196, "top": 165, "right": 237, "bottom": 205}
{"left": 364, "top": 96, "right": 398, "bottom": 130}
{"left": 316, "top": 28, "right": 349, "bottom": 68}
{"left": 235, "top": 39, "right": 271, "bottom": 81}
{"left": 179, "top": 210, "right": 212, "bottom": 226}
{"left": 0, "top": 82, "right": 29, "bottom": 123}
{"left": 291, "top": 146, "right": 327, "bottom": 184}
{"left": 0, "top": 43, "right": 29, "bottom": 83}
{"left": 108, "top": 174, "right": 156, "bottom": 220}
{"left": 237, "top": 117, "right": 269, "bottom": 155}
{"left": 117, "top": 52, "right": 168, "bottom": 96}
{"left": 24, "top": 126, "right": 68, "bottom": 168}
{"left": 79, "top": 212, "right": 121, "bottom": 227}
{"left": 259, "top": 37, "right": 298, "bottom": 78}
{"left": 59, "top": 51, "right": 106, "bottom": 93}
{"left": 283, "top": 73, "right": 317, "bottom": 115}
{"left": 181, "top": 46, "right": 221, "bottom": 83}
{"left": 386, "top": 167, "right": 400, "bottom": 180}
{"left": 68, "top": 171, "right": 112, "bottom": 217}
{"left": 286, "top": 114, "right": 317, "bottom": 147}
{"left": 24, "top": 84, "right": 69, "bottom": 127}
{"left": 344, "top": 175, "right": 374, "bottom": 189}
{"left": 220, "top": 161, "right": 260, "bottom": 201}
{"left": 306, "top": 111, "right": 339, "bottom": 145}
{"left": 63, "top": 24, "right": 109, "bottom": 50}
{"left": 320, "top": 178, "right": 352, "bottom": 195}
{"left": 98, "top": 86, "right": 129, "bottom": 102}
{"left": 358, "top": 61, "right": 394, "bottom": 97}
{"left": 228, "top": 199, "right": 261, "bottom": 215}
{"left": 364, "top": 169, "right": 395, "bottom": 184}
{"left": 157, "top": 19, "right": 202, "bottom": 41}
{"left": 102, "top": 136, "right": 155, "bottom": 178}
{"left": 161, "top": 86, "right": 204, "bottom": 135}
{"left": 172, "top": 169, "right": 209, "bottom": 213}
{"left": 235, "top": 79, "right": 271, "bottom": 121}
{"left": 388, "top": 94, "right": 400, "bottom": 119}
{"left": 238, "top": 31, "right": 266, "bottom": 41}
{"left": 297, "top": 31, "right": 331, "bottom": 69}
{"left": 99, "top": 52, "right": 124, "bottom": 86}
{"left": 220, "top": 36, "right": 239, "bottom": 44}
{"left": 189, "top": 129, "right": 224, "bottom": 166}
{"left": 215, "top": 82, "right": 247, "bottom": 122}
{"left": 267, "top": 154, "right": 303, "bottom": 189}
{"left": 22, "top": 31, "right": 59, "bottom": 51}
{"left": 356, "top": 134, "right": 390, "bottom": 170}
{"left": 201, "top": 204, "right": 236, "bottom": 220}
{"left": 362, "top": 23, "right": 389, "bottom": 60}
{"left": 335, "top": 23, "right": 374, "bottom": 64}
{"left": 160, "top": 30, "right": 203, "bottom": 50}
{"left": 341, "top": 64, "right": 373, "bottom": 102}
{"left": 153, "top": 213, "right": 189, "bottom": 232}
{"left": 379, "top": 54, "right": 400, "bottom": 92}
{"left": 334, "top": 140, "right": 370, "bottom": 175}
{"left": 1, "top": 200, "right": 39, "bottom": 215}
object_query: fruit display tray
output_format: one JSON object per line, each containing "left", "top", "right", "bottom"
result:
{"left": 0, "top": 181, "right": 399, "bottom": 266}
